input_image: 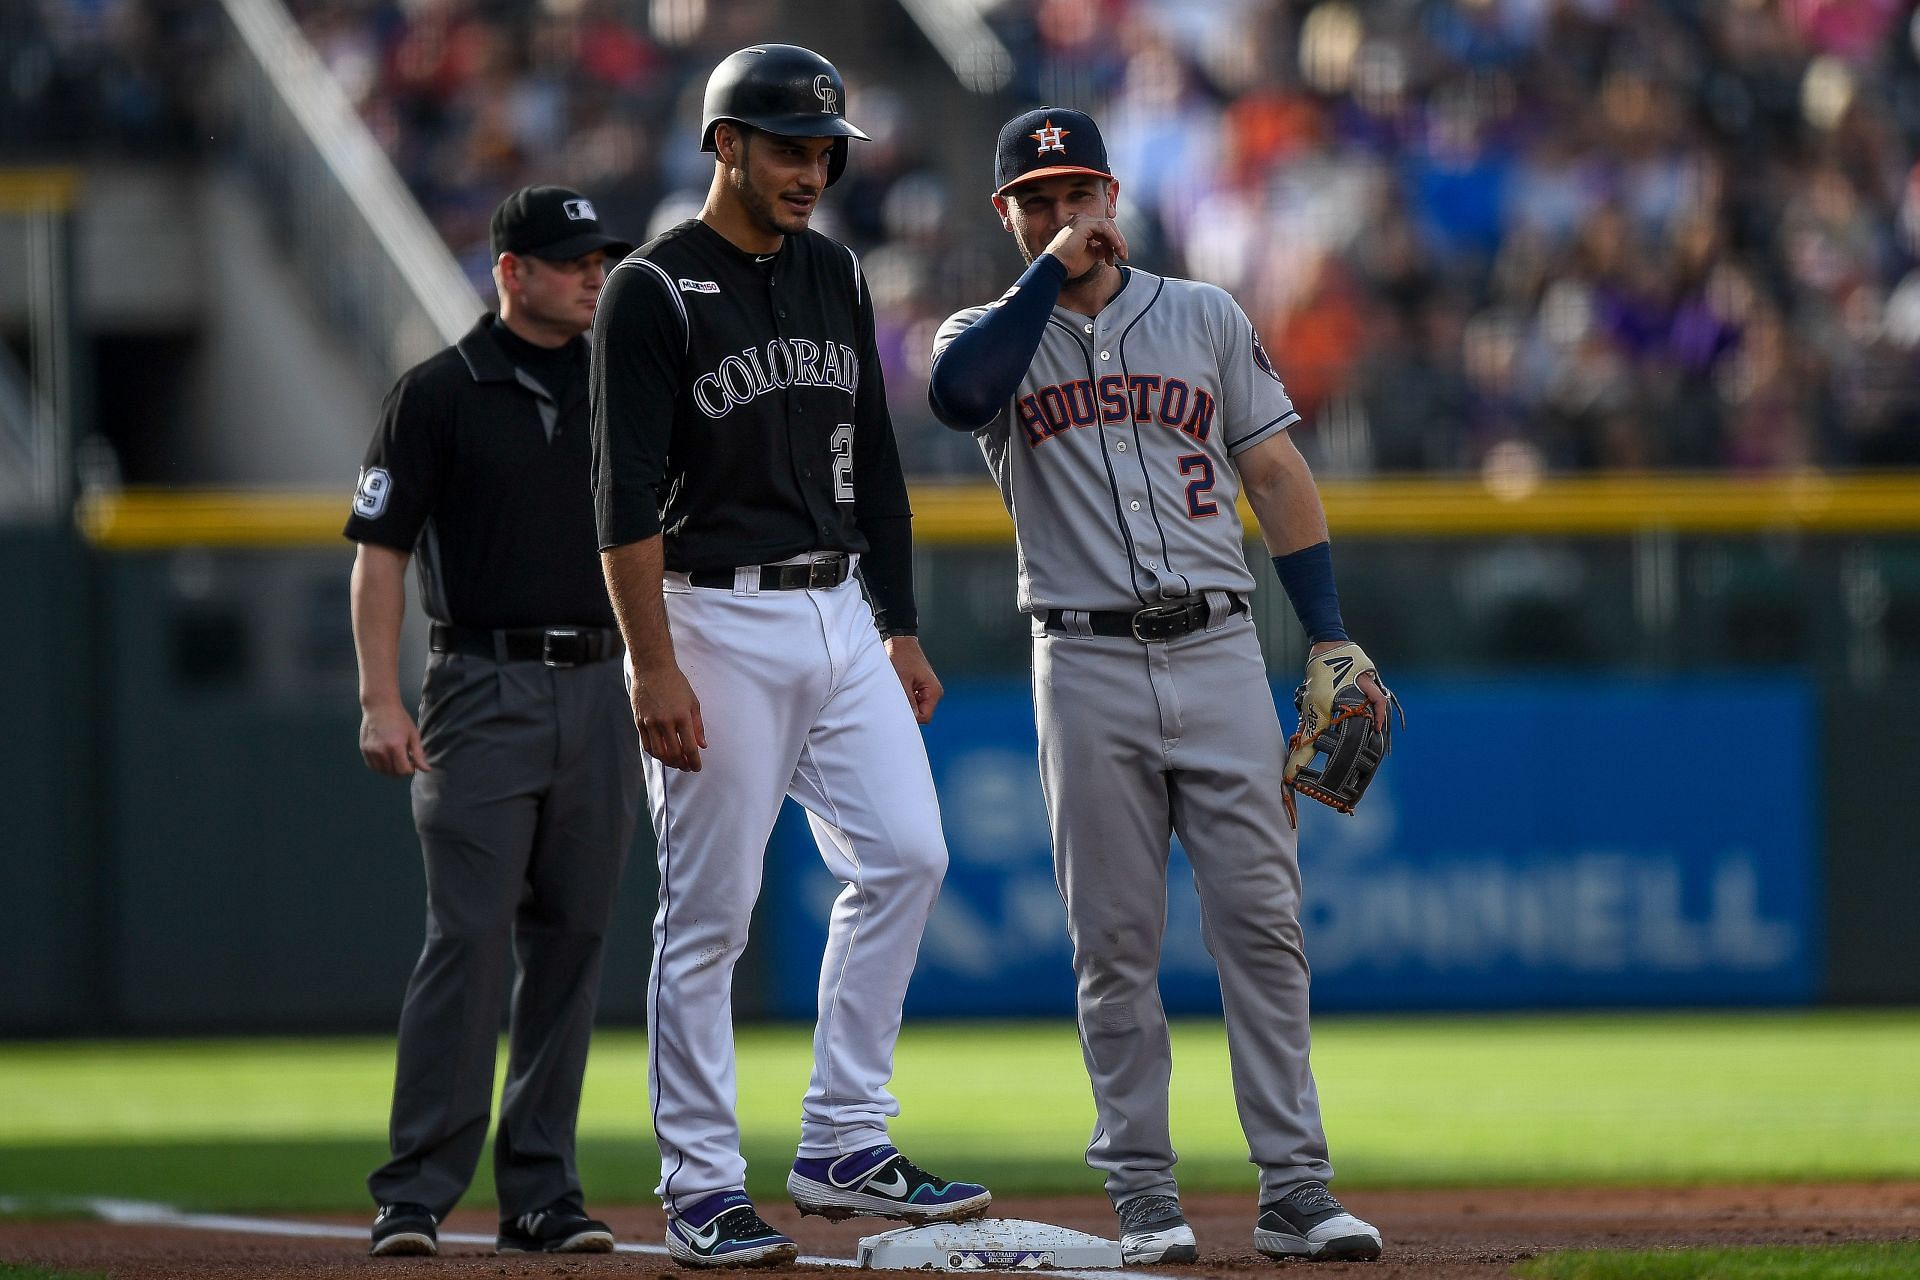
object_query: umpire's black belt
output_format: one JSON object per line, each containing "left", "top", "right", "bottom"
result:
{"left": 429, "top": 623, "right": 622, "bottom": 667}
{"left": 687, "top": 552, "right": 851, "bottom": 591}
{"left": 1041, "top": 594, "right": 1248, "bottom": 643}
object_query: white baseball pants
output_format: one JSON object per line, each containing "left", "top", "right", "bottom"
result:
{"left": 639, "top": 565, "right": 948, "bottom": 1213}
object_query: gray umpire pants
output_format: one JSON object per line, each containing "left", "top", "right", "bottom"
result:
{"left": 1033, "top": 610, "right": 1334, "bottom": 1208}
{"left": 367, "top": 650, "right": 641, "bottom": 1220}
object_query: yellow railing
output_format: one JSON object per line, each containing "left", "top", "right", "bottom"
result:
{"left": 76, "top": 472, "right": 1920, "bottom": 550}
{"left": 1313, "top": 471, "right": 1920, "bottom": 537}
{"left": 80, "top": 490, "right": 353, "bottom": 549}
{"left": 0, "top": 167, "right": 81, "bottom": 214}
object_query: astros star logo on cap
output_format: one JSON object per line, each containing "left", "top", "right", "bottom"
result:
{"left": 994, "top": 107, "right": 1111, "bottom": 197}
{"left": 1029, "top": 119, "right": 1070, "bottom": 155}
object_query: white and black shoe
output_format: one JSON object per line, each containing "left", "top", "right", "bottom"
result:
{"left": 369, "top": 1202, "right": 438, "bottom": 1257}
{"left": 1116, "top": 1194, "right": 1198, "bottom": 1265}
{"left": 1253, "top": 1182, "right": 1382, "bottom": 1261}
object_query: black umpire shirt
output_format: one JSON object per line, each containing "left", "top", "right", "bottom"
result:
{"left": 343, "top": 314, "right": 616, "bottom": 631}
{"left": 590, "top": 218, "right": 918, "bottom": 636}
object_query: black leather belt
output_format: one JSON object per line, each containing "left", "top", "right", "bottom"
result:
{"left": 429, "top": 623, "right": 622, "bottom": 667}
{"left": 687, "top": 553, "right": 851, "bottom": 591}
{"left": 1041, "top": 595, "right": 1248, "bottom": 642}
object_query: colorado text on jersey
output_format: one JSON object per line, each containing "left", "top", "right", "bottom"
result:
{"left": 691, "top": 337, "right": 860, "bottom": 418}
{"left": 1014, "top": 374, "right": 1216, "bottom": 447}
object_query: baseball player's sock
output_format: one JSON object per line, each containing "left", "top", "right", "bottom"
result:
{"left": 788, "top": 1144, "right": 992, "bottom": 1224}
{"left": 1253, "top": 1182, "right": 1382, "bottom": 1261}
{"left": 368, "top": 1202, "right": 438, "bottom": 1257}
{"left": 665, "top": 1190, "right": 798, "bottom": 1269}
{"left": 1116, "top": 1194, "right": 1198, "bottom": 1265}
{"left": 496, "top": 1201, "right": 615, "bottom": 1254}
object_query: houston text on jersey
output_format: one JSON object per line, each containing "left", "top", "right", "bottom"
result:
{"left": 1013, "top": 374, "right": 1217, "bottom": 447}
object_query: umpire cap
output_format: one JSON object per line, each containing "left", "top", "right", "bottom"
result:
{"left": 490, "top": 186, "right": 633, "bottom": 262}
{"left": 701, "top": 44, "right": 870, "bottom": 187}
{"left": 993, "top": 107, "right": 1114, "bottom": 198}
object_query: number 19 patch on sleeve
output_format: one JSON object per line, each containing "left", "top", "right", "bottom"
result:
{"left": 354, "top": 467, "right": 392, "bottom": 519}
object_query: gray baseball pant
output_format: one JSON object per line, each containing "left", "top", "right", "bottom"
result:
{"left": 367, "top": 652, "right": 641, "bottom": 1220}
{"left": 1033, "top": 612, "right": 1334, "bottom": 1207}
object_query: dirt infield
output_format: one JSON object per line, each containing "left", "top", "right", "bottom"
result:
{"left": 3, "top": 1185, "right": 1917, "bottom": 1279}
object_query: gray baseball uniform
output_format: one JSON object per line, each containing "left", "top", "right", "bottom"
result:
{"left": 932, "top": 268, "right": 1334, "bottom": 1205}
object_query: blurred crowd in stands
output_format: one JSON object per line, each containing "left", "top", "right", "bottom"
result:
{"left": 989, "top": 0, "right": 1920, "bottom": 473}
{"left": 10, "top": 0, "right": 1920, "bottom": 474}
{"left": 2, "top": 0, "right": 212, "bottom": 155}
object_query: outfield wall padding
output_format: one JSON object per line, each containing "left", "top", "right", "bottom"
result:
{"left": 4, "top": 532, "right": 1918, "bottom": 1035}
{"left": 0, "top": 529, "right": 97, "bottom": 1032}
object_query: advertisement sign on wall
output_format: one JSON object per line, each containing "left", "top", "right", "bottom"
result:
{"left": 765, "top": 677, "right": 1817, "bottom": 1016}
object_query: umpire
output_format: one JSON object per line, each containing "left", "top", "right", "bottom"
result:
{"left": 345, "top": 186, "right": 638, "bottom": 1258}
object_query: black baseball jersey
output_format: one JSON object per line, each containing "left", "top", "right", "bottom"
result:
{"left": 343, "top": 315, "right": 615, "bottom": 630}
{"left": 590, "top": 218, "right": 917, "bottom": 631}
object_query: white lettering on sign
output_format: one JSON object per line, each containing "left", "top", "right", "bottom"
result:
{"left": 1300, "top": 853, "right": 1798, "bottom": 973}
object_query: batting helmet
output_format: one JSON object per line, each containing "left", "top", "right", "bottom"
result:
{"left": 700, "top": 44, "right": 870, "bottom": 187}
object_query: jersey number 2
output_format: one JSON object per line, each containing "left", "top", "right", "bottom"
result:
{"left": 1179, "top": 454, "right": 1218, "bottom": 518}
{"left": 832, "top": 425, "right": 855, "bottom": 502}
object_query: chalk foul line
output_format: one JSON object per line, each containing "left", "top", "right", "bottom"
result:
{"left": 42, "top": 1197, "right": 1162, "bottom": 1278}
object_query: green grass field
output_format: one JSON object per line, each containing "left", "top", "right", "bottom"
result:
{"left": 1, "top": 1011, "right": 1916, "bottom": 1213}
{"left": 1516, "top": 1242, "right": 1920, "bottom": 1280}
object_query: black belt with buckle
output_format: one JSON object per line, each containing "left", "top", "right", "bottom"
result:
{"left": 1042, "top": 595, "right": 1248, "bottom": 642}
{"left": 687, "top": 553, "right": 851, "bottom": 591}
{"left": 429, "top": 623, "right": 622, "bottom": 667}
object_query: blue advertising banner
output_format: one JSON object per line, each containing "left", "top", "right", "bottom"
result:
{"left": 764, "top": 676, "right": 1817, "bottom": 1016}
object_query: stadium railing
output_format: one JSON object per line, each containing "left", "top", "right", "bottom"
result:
{"left": 71, "top": 472, "right": 1920, "bottom": 685}
{"left": 77, "top": 473, "right": 1920, "bottom": 545}
{"left": 211, "top": 0, "right": 482, "bottom": 393}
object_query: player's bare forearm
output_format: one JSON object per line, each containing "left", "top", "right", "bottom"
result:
{"left": 883, "top": 635, "right": 943, "bottom": 724}
{"left": 1238, "top": 434, "right": 1391, "bottom": 723}
{"left": 349, "top": 542, "right": 429, "bottom": 775}
{"left": 350, "top": 543, "right": 409, "bottom": 708}
{"left": 1237, "top": 431, "right": 1331, "bottom": 558}
{"left": 601, "top": 537, "right": 675, "bottom": 671}
{"left": 601, "top": 537, "right": 707, "bottom": 771}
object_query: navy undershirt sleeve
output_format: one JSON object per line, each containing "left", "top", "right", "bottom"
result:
{"left": 928, "top": 254, "right": 1069, "bottom": 430}
{"left": 1272, "top": 541, "right": 1350, "bottom": 644}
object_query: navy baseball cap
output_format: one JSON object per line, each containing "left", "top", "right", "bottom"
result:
{"left": 993, "top": 107, "right": 1114, "bottom": 198}
{"left": 490, "top": 185, "right": 634, "bottom": 262}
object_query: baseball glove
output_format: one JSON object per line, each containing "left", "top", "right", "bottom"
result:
{"left": 1282, "top": 642, "right": 1403, "bottom": 828}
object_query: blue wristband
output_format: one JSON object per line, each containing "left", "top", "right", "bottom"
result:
{"left": 1271, "top": 542, "right": 1349, "bottom": 643}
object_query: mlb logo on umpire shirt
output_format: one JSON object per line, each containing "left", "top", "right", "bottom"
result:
{"left": 562, "top": 198, "right": 597, "bottom": 221}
